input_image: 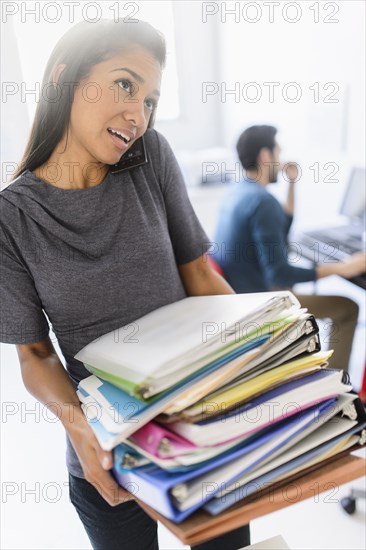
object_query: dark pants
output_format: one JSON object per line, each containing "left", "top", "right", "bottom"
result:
{"left": 69, "top": 473, "right": 251, "bottom": 550}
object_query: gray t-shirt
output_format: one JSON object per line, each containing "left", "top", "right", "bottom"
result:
{"left": 0, "top": 129, "right": 210, "bottom": 477}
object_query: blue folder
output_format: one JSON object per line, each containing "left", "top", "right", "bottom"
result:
{"left": 203, "top": 418, "right": 366, "bottom": 515}
{"left": 115, "top": 442, "right": 150, "bottom": 469}
{"left": 112, "top": 400, "right": 335, "bottom": 522}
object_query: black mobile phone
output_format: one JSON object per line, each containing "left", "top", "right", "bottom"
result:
{"left": 109, "top": 136, "right": 148, "bottom": 174}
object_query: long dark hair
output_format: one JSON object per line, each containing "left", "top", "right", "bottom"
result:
{"left": 12, "top": 18, "right": 166, "bottom": 180}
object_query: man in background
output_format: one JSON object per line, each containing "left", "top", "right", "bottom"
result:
{"left": 212, "top": 125, "right": 366, "bottom": 371}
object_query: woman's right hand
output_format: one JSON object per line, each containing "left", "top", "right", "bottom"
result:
{"left": 16, "top": 346, "right": 136, "bottom": 507}
{"left": 66, "top": 408, "right": 136, "bottom": 506}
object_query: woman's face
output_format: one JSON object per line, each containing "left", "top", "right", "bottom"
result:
{"left": 64, "top": 47, "right": 162, "bottom": 167}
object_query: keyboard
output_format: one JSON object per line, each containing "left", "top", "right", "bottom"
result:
{"left": 305, "top": 229, "right": 364, "bottom": 257}
{"left": 297, "top": 235, "right": 359, "bottom": 263}
{"left": 295, "top": 231, "right": 366, "bottom": 290}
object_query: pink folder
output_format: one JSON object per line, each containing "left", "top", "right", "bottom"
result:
{"left": 130, "top": 421, "right": 196, "bottom": 458}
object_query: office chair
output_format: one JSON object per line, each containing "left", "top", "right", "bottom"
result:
{"left": 207, "top": 256, "right": 225, "bottom": 277}
{"left": 340, "top": 361, "right": 366, "bottom": 515}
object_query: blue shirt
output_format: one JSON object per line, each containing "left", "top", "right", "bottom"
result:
{"left": 212, "top": 178, "right": 316, "bottom": 293}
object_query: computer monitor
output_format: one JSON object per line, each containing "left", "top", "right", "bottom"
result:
{"left": 339, "top": 167, "right": 366, "bottom": 223}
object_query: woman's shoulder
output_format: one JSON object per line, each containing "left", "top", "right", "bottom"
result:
{"left": 0, "top": 170, "right": 43, "bottom": 232}
{"left": 1, "top": 170, "right": 37, "bottom": 199}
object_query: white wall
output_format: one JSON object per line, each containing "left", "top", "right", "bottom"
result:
{"left": 157, "top": 2, "right": 365, "bottom": 228}
{"left": 212, "top": 0, "right": 365, "bottom": 227}
{"left": 215, "top": 1, "right": 364, "bottom": 155}
{"left": 0, "top": 18, "right": 30, "bottom": 185}
{"left": 155, "top": 1, "right": 223, "bottom": 149}
{"left": 3, "top": 1, "right": 364, "bottom": 206}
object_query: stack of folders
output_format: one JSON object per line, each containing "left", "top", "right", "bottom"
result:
{"left": 75, "top": 291, "right": 366, "bottom": 523}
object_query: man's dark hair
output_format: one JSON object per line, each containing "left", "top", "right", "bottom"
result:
{"left": 236, "top": 125, "right": 277, "bottom": 170}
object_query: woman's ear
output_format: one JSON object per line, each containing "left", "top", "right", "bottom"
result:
{"left": 50, "top": 63, "right": 66, "bottom": 86}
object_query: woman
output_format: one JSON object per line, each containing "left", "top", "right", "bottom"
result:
{"left": 0, "top": 18, "right": 250, "bottom": 550}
